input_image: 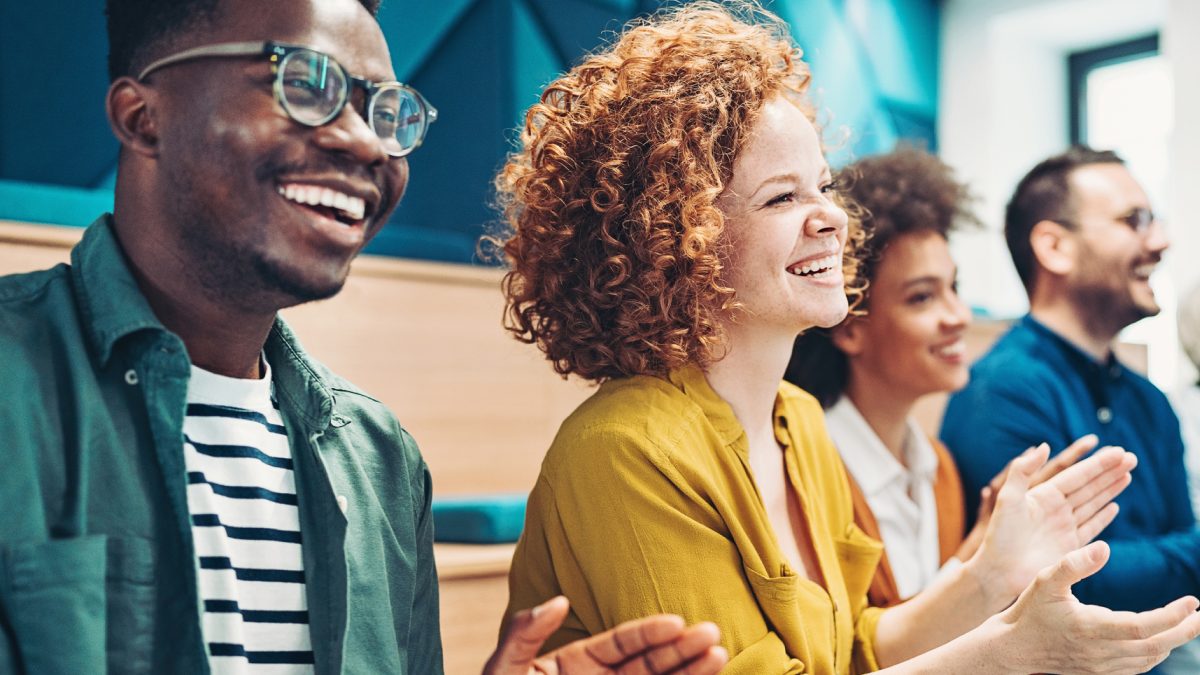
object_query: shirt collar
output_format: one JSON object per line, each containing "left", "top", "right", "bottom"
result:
{"left": 668, "top": 364, "right": 745, "bottom": 447}
{"left": 69, "top": 214, "right": 170, "bottom": 367}
{"left": 1022, "top": 314, "right": 1125, "bottom": 424}
{"left": 69, "top": 214, "right": 336, "bottom": 430}
{"left": 825, "top": 396, "right": 938, "bottom": 495}
{"left": 1022, "top": 314, "right": 1124, "bottom": 381}
{"left": 265, "top": 319, "right": 335, "bottom": 430}
{"left": 667, "top": 364, "right": 802, "bottom": 456}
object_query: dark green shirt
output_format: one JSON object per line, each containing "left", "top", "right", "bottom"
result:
{"left": 0, "top": 216, "right": 442, "bottom": 674}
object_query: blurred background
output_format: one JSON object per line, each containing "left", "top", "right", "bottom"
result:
{"left": 0, "top": 0, "right": 1196, "bottom": 387}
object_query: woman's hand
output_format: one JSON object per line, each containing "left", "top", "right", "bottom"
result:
{"left": 990, "top": 542, "right": 1200, "bottom": 674}
{"left": 483, "top": 596, "right": 729, "bottom": 675}
{"left": 966, "top": 441, "right": 1135, "bottom": 608}
{"left": 954, "top": 434, "right": 1099, "bottom": 562}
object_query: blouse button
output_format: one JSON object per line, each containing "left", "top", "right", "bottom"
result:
{"left": 124, "top": 369, "right": 139, "bottom": 386}
{"left": 1097, "top": 407, "right": 1113, "bottom": 424}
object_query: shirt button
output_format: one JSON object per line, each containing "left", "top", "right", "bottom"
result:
{"left": 1097, "top": 407, "right": 1113, "bottom": 423}
{"left": 124, "top": 369, "right": 139, "bottom": 386}
{"left": 336, "top": 495, "right": 349, "bottom": 515}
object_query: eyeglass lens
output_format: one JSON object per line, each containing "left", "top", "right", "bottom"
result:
{"left": 279, "top": 50, "right": 348, "bottom": 126}
{"left": 278, "top": 48, "right": 430, "bottom": 156}
{"left": 1123, "top": 207, "right": 1155, "bottom": 233}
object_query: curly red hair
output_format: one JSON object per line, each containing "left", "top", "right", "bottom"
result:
{"left": 496, "top": 2, "right": 851, "bottom": 382}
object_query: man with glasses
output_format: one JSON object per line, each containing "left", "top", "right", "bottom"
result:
{"left": 941, "top": 146, "right": 1200, "bottom": 672}
{"left": 0, "top": 0, "right": 726, "bottom": 673}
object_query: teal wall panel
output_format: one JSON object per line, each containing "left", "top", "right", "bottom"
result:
{"left": 0, "top": 0, "right": 939, "bottom": 264}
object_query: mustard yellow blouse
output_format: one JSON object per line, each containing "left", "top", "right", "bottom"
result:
{"left": 505, "top": 366, "right": 885, "bottom": 674}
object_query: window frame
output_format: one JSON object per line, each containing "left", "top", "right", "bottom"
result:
{"left": 1068, "top": 33, "right": 1159, "bottom": 145}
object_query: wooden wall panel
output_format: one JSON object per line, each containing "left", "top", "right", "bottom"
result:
{"left": 0, "top": 220, "right": 593, "bottom": 497}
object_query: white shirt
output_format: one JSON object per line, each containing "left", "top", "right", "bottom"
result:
{"left": 185, "top": 360, "right": 313, "bottom": 674}
{"left": 824, "top": 396, "right": 947, "bottom": 599}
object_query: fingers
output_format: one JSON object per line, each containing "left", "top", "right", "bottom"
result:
{"left": 987, "top": 445, "right": 1039, "bottom": 497}
{"left": 671, "top": 646, "right": 729, "bottom": 675}
{"left": 976, "top": 485, "right": 997, "bottom": 524}
{"left": 1080, "top": 595, "right": 1200, "bottom": 643}
{"left": 1031, "top": 434, "right": 1099, "bottom": 486}
{"left": 1043, "top": 446, "right": 1133, "bottom": 500}
{"left": 1071, "top": 464, "right": 1131, "bottom": 531}
{"left": 1080, "top": 600, "right": 1200, "bottom": 675}
{"left": 1061, "top": 459, "right": 1134, "bottom": 515}
{"left": 609, "top": 623, "right": 726, "bottom": 675}
{"left": 484, "top": 596, "right": 572, "bottom": 674}
{"left": 1039, "top": 541, "right": 1110, "bottom": 596}
{"left": 1074, "top": 502, "right": 1120, "bottom": 544}
{"left": 482, "top": 595, "right": 571, "bottom": 667}
{"left": 582, "top": 614, "right": 689, "bottom": 665}
{"left": 617, "top": 648, "right": 728, "bottom": 675}
{"left": 1139, "top": 600, "right": 1200, "bottom": 656}
{"left": 998, "top": 443, "right": 1050, "bottom": 499}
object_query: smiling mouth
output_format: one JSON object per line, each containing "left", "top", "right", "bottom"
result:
{"left": 787, "top": 254, "right": 840, "bottom": 277}
{"left": 1132, "top": 263, "right": 1157, "bottom": 281}
{"left": 933, "top": 340, "right": 966, "bottom": 359}
{"left": 277, "top": 183, "right": 367, "bottom": 225}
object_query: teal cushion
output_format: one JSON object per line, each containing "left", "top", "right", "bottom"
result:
{"left": 431, "top": 493, "right": 527, "bottom": 543}
{"left": 0, "top": 179, "right": 113, "bottom": 227}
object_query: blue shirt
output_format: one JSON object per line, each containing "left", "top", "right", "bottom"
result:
{"left": 941, "top": 314, "right": 1200, "bottom": 612}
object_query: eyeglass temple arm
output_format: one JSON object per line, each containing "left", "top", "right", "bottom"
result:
{"left": 137, "top": 41, "right": 268, "bottom": 81}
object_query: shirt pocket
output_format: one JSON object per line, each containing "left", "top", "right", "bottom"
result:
{"left": 2, "top": 534, "right": 156, "bottom": 675}
{"left": 832, "top": 523, "right": 884, "bottom": 614}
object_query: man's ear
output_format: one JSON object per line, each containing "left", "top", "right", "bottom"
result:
{"left": 1029, "top": 219, "right": 1076, "bottom": 277}
{"left": 106, "top": 77, "right": 160, "bottom": 158}
{"left": 831, "top": 317, "right": 867, "bottom": 357}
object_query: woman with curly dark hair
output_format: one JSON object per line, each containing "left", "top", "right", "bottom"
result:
{"left": 496, "top": 3, "right": 1200, "bottom": 672}
{"left": 784, "top": 148, "right": 1099, "bottom": 610}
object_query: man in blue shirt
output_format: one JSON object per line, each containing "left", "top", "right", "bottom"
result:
{"left": 942, "top": 147, "right": 1199, "bottom": 659}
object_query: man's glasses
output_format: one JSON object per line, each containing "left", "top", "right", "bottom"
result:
{"left": 1058, "top": 206, "right": 1158, "bottom": 237}
{"left": 138, "top": 42, "right": 437, "bottom": 158}
{"left": 1117, "top": 207, "right": 1157, "bottom": 235}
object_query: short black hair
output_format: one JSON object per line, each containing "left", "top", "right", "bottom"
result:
{"left": 105, "top": 0, "right": 383, "bottom": 81}
{"left": 785, "top": 147, "right": 979, "bottom": 408}
{"left": 1004, "top": 145, "right": 1124, "bottom": 294}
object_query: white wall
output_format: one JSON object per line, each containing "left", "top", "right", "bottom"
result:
{"left": 939, "top": 0, "right": 1200, "bottom": 387}
{"left": 1163, "top": 0, "right": 1200, "bottom": 387}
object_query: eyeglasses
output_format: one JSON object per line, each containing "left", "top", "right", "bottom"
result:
{"left": 1058, "top": 206, "right": 1159, "bottom": 237}
{"left": 137, "top": 41, "right": 437, "bottom": 158}
{"left": 1117, "top": 207, "right": 1157, "bottom": 235}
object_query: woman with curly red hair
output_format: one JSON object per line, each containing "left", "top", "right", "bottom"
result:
{"left": 496, "top": 3, "right": 1200, "bottom": 672}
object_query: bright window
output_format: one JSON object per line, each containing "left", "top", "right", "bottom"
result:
{"left": 1070, "top": 37, "right": 1176, "bottom": 385}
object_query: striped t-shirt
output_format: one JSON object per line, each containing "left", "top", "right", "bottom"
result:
{"left": 184, "top": 361, "right": 313, "bottom": 673}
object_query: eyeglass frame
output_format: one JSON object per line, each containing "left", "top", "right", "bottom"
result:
{"left": 136, "top": 41, "right": 438, "bottom": 158}
{"left": 1056, "top": 206, "right": 1159, "bottom": 237}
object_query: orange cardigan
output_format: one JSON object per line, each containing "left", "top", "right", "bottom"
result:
{"left": 845, "top": 438, "right": 966, "bottom": 608}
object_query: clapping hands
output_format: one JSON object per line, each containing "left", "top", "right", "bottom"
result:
{"left": 483, "top": 596, "right": 728, "bottom": 675}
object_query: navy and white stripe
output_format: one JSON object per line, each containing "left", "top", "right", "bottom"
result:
{"left": 185, "top": 361, "right": 313, "bottom": 674}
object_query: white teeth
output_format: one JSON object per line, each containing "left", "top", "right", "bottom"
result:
{"left": 1133, "top": 264, "right": 1156, "bottom": 279}
{"left": 278, "top": 183, "right": 366, "bottom": 222}
{"left": 788, "top": 254, "right": 841, "bottom": 276}
{"left": 934, "top": 341, "right": 966, "bottom": 358}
